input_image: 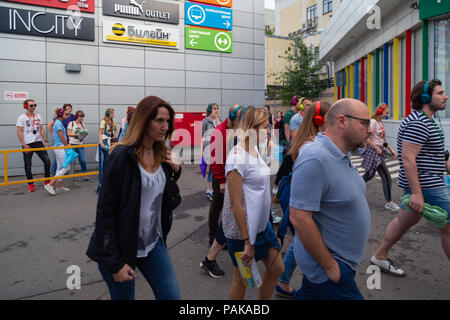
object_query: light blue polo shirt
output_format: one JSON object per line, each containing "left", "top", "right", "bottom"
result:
{"left": 290, "top": 133, "right": 370, "bottom": 284}
{"left": 289, "top": 113, "right": 303, "bottom": 131}
{"left": 53, "top": 119, "right": 66, "bottom": 147}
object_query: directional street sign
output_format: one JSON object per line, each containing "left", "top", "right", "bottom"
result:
{"left": 185, "top": 26, "right": 232, "bottom": 53}
{"left": 193, "top": 0, "right": 232, "bottom": 8}
{"left": 185, "top": 2, "right": 232, "bottom": 31}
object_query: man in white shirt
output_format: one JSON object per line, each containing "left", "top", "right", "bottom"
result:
{"left": 16, "top": 99, "right": 51, "bottom": 192}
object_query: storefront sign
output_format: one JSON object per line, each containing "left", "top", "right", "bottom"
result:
{"left": 193, "top": 0, "right": 232, "bottom": 8}
{"left": 185, "top": 2, "right": 232, "bottom": 31}
{"left": 3, "top": 0, "right": 95, "bottom": 13}
{"left": 185, "top": 26, "right": 232, "bottom": 53}
{"left": 0, "top": 7, "right": 95, "bottom": 41}
{"left": 4, "top": 91, "right": 28, "bottom": 101}
{"left": 103, "top": 17, "right": 179, "bottom": 49}
{"left": 102, "top": 0, "right": 179, "bottom": 25}
{"left": 420, "top": 0, "right": 450, "bottom": 20}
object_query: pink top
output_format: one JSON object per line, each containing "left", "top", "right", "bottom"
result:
{"left": 369, "top": 119, "right": 385, "bottom": 147}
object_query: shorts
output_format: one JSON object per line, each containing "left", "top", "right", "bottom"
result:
{"left": 226, "top": 222, "right": 280, "bottom": 267}
{"left": 401, "top": 187, "right": 450, "bottom": 222}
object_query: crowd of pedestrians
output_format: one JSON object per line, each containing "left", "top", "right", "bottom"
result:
{"left": 14, "top": 78, "right": 450, "bottom": 300}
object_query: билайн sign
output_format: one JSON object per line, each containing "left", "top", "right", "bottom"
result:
{"left": 102, "top": 0, "right": 179, "bottom": 25}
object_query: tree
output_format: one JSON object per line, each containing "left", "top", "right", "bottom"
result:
{"left": 273, "top": 37, "right": 327, "bottom": 104}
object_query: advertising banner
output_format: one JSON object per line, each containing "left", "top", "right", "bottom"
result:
{"left": 102, "top": 0, "right": 179, "bottom": 25}
{"left": 0, "top": 7, "right": 95, "bottom": 41}
{"left": 185, "top": 26, "right": 232, "bottom": 53}
{"left": 103, "top": 17, "right": 179, "bottom": 49}
{"left": 3, "top": 0, "right": 95, "bottom": 13}
{"left": 193, "top": 0, "right": 232, "bottom": 8}
{"left": 185, "top": 2, "right": 232, "bottom": 31}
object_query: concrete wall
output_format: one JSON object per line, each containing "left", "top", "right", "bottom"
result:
{"left": 0, "top": 0, "right": 266, "bottom": 177}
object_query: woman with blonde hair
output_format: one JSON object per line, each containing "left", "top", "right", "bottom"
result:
{"left": 361, "top": 103, "right": 399, "bottom": 211}
{"left": 274, "top": 100, "right": 331, "bottom": 298}
{"left": 98, "top": 108, "right": 117, "bottom": 169}
{"left": 222, "top": 106, "right": 284, "bottom": 300}
{"left": 87, "top": 96, "right": 182, "bottom": 300}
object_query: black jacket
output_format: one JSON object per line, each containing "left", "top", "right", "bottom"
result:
{"left": 86, "top": 145, "right": 181, "bottom": 273}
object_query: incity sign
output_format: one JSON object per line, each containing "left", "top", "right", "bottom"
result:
{"left": 3, "top": 0, "right": 95, "bottom": 13}
{"left": 103, "top": 17, "right": 179, "bottom": 49}
{"left": 0, "top": 7, "right": 95, "bottom": 41}
{"left": 102, "top": 0, "right": 179, "bottom": 25}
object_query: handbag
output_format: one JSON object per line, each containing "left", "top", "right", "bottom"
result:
{"left": 162, "top": 162, "right": 182, "bottom": 210}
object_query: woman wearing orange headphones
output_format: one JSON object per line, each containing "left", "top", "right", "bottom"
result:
{"left": 361, "top": 103, "right": 399, "bottom": 212}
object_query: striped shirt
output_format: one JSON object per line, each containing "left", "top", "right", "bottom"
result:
{"left": 397, "top": 111, "right": 446, "bottom": 190}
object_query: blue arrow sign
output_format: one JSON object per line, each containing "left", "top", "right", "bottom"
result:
{"left": 185, "top": 2, "right": 232, "bottom": 31}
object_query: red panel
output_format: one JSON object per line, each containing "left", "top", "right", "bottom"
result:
{"left": 3, "top": 0, "right": 95, "bottom": 13}
{"left": 405, "top": 30, "right": 412, "bottom": 117}
{"left": 190, "top": 0, "right": 232, "bottom": 8}
{"left": 172, "top": 112, "right": 206, "bottom": 147}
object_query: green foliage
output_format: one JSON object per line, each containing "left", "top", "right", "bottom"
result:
{"left": 274, "top": 37, "right": 327, "bottom": 104}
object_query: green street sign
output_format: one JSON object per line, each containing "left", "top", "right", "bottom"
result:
{"left": 185, "top": 26, "right": 232, "bottom": 53}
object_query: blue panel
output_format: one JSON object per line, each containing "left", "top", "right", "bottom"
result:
{"left": 185, "top": 2, "right": 233, "bottom": 31}
{"left": 383, "top": 43, "right": 389, "bottom": 104}
{"left": 354, "top": 61, "right": 359, "bottom": 100}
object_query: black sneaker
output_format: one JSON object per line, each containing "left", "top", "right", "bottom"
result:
{"left": 200, "top": 257, "right": 225, "bottom": 278}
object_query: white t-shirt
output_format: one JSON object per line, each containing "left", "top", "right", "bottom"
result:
{"left": 136, "top": 163, "right": 166, "bottom": 258}
{"left": 222, "top": 145, "right": 271, "bottom": 245}
{"left": 68, "top": 121, "right": 88, "bottom": 145}
{"left": 16, "top": 113, "right": 43, "bottom": 144}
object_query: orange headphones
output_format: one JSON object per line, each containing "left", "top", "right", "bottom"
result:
{"left": 313, "top": 101, "right": 325, "bottom": 127}
{"left": 377, "top": 104, "right": 388, "bottom": 116}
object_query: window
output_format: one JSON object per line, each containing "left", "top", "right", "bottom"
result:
{"left": 434, "top": 18, "right": 450, "bottom": 118}
{"left": 323, "top": 0, "right": 333, "bottom": 14}
{"left": 307, "top": 4, "right": 317, "bottom": 23}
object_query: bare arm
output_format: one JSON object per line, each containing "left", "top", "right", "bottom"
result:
{"left": 17, "top": 127, "right": 30, "bottom": 152}
{"left": 57, "top": 130, "right": 68, "bottom": 146}
{"left": 402, "top": 141, "right": 423, "bottom": 212}
{"left": 47, "top": 120, "right": 55, "bottom": 138}
{"left": 284, "top": 123, "right": 291, "bottom": 141}
{"left": 227, "top": 170, "right": 254, "bottom": 265}
{"left": 289, "top": 207, "right": 340, "bottom": 283}
{"left": 366, "top": 139, "right": 382, "bottom": 154}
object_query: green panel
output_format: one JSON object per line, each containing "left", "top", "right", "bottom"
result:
{"left": 185, "top": 26, "right": 232, "bottom": 53}
{"left": 419, "top": 0, "right": 450, "bottom": 20}
{"left": 422, "top": 20, "right": 429, "bottom": 80}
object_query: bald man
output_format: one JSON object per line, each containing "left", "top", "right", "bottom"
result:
{"left": 289, "top": 99, "right": 373, "bottom": 300}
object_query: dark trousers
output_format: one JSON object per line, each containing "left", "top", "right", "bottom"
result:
{"left": 208, "top": 177, "right": 226, "bottom": 245}
{"left": 23, "top": 141, "right": 51, "bottom": 184}
{"left": 362, "top": 158, "right": 392, "bottom": 202}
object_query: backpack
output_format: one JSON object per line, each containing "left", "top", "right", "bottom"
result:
{"left": 276, "top": 172, "right": 295, "bottom": 248}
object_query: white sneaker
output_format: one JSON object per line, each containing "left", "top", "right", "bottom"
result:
{"left": 271, "top": 211, "right": 281, "bottom": 224}
{"left": 385, "top": 202, "right": 400, "bottom": 211}
{"left": 56, "top": 187, "right": 70, "bottom": 193}
{"left": 272, "top": 186, "right": 278, "bottom": 195}
{"left": 370, "top": 256, "right": 406, "bottom": 277}
{"left": 44, "top": 184, "right": 56, "bottom": 196}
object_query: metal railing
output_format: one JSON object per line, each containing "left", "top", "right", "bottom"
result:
{"left": 0, "top": 144, "right": 100, "bottom": 186}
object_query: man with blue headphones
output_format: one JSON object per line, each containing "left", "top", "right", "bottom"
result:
{"left": 372, "top": 79, "right": 450, "bottom": 277}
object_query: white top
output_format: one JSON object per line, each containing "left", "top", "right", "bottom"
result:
{"left": 136, "top": 163, "right": 166, "bottom": 258}
{"left": 16, "top": 113, "right": 43, "bottom": 144}
{"left": 68, "top": 121, "right": 88, "bottom": 145}
{"left": 222, "top": 145, "right": 271, "bottom": 245}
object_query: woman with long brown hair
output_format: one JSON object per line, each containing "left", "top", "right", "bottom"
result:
{"left": 87, "top": 96, "right": 182, "bottom": 300}
{"left": 274, "top": 100, "right": 331, "bottom": 298}
{"left": 222, "top": 106, "right": 284, "bottom": 300}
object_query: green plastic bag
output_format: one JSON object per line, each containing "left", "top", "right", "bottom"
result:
{"left": 401, "top": 194, "right": 448, "bottom": 228}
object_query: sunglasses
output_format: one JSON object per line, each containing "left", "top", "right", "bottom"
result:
{"left": 28, "top": 104, "right": 37, "bottom": 107}
{"left": 343, "top": 114, "right": 371, "bottom": 128}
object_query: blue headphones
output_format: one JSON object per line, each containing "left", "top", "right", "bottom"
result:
{"left": 229, "top": 105, "right": 243, "bottom": 121}
{"left": 207, "top": 103, "right": 216, "bottom": 114}
{"left": 106, "top": 108, "right": 110, "bottom": 117}
{"left": 239, "top": 106, "right": 249, "bottom": 120}
{"left": 421, "top": 81, "right": 431, "bottom": 104}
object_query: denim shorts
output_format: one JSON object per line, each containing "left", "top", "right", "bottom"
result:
{"left": 226, "top": 222, "right": 280, "bottom": 267}
{"left": 401, "top": 187, "right": 450, "bottom": 222}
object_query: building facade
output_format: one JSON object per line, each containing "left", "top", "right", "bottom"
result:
{"left": 320, "top": 0, "right": 450, "bottom": 148}
{"left": 0, "top": 0, "right": 266, "bottom": 176}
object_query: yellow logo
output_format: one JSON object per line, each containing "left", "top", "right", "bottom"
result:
{"left": 112, "top": 23, "right": 125, "bottom": 36}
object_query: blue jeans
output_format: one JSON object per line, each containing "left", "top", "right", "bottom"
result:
{"left": 98, "top": 238, "right": 181, "bottom": 300}
{"left": 401, "top": 187, "right": 450, "bottom": 222}
{"left": 278, "top": 241, "right": 297, "bottom": 283}
{"left": 72, "top": 145, "right": 87, "bottom": 173}
{"left": 51, "top": 157, "right": 57, "bottom": 175}
{"left": 294, "top": 259, "right": 364, "bottom": 300}
{"left": 101, "top": 139, "right": 109, "bottom": 170}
